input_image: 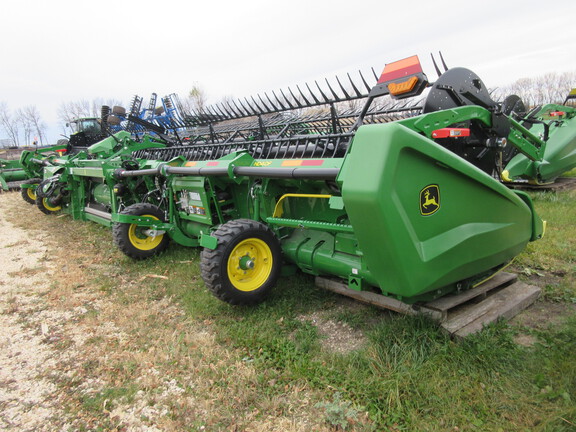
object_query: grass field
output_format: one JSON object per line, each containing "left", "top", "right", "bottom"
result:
{"left": 4, "top": 174, "right": 576, "bottom": 431}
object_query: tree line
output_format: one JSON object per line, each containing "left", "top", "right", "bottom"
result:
{"left": 0, "top": 103, "right": 46, "bottom": 147}
{"left": 493, "top": 70, "right": 576, "bottom": 108}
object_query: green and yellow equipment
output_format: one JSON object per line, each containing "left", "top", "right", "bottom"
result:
{"left": 0, "top": 157, "right": 27, "bottom": 191}
{"left": 31, "top": 55, "right": 576, "bottom": 307}
{"left": 104, "top": 55, "right": 562, "bottom": 305}
{"left": 501, "top": 104, "right": 576, "bottom": 184}
{"left": 17, "top": 114, "right": 109, "bottom": 205}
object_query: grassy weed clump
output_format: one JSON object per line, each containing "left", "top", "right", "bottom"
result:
{"left": 315, "top": 392, "right": 368, "bottom": 431}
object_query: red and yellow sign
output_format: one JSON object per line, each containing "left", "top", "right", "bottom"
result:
{"left": 377, "top": 55, "right": 422, "bottom": 84}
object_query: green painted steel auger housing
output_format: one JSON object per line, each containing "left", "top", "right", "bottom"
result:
{"left": 16, "top": 118, "right": 108, "bottom": 205}
{"left": 17, "top": 142, "right": 70, "bottom": 204}
{"left": 20, "top": 108, "right": 178, "bottom": 215}
{"left": 502, "top": 105, "right": 576, "bottom": 184}
{"left": 30, "top": 131, "right": 171, "bottom": 219}
{"left": 0, "top": 158, "right": 27, "bottom": 191}
{"left": 17, "top": 107, "right": 162, "bottom": 207}
{"left": 31, "top": 55, "right": 560, "bottom": 305}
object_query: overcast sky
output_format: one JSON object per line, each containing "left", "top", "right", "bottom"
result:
{"left": 1, "top": 0, "right": 575, "bottom": 143}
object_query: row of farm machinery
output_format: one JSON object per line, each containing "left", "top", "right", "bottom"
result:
{"left": 0, "top": 92, "right": 188, "bottom": 192}
{"left": 9, "top": 55, "right": 576, "bottom": 324}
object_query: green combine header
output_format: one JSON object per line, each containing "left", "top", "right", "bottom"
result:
{"left": 25, "top": 54, "right": 576, "bottom": 308}
{"left": 0, "top": 157, "right": 27, "bottom": 191}
{"left": 109, "top": 55, "right": 552, "bottom": 305}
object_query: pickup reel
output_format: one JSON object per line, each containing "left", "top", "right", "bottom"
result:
{"left": 423, "top": 66, "right": 523, "bottom": 177}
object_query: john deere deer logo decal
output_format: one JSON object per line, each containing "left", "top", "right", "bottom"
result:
{"left": 420, "top": 185, "right": 440, "bottom": 216}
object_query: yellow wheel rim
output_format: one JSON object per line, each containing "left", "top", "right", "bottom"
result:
{"left": 43, "top": 198, "right": 61, "bottom": 212}
{"left": 227, "top": 238, "right": 273, "bottom": 292}
{"left": 128, "top": 214, "right": 163, "bottom": 251}
{"left": 27, "top": 188, "right": 37, "bottom": 201}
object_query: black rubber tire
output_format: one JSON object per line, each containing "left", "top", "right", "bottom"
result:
{"left": 112, "top": 203, "right": 169, "bottom": 260}
{"left": 101, "top": 105, "right": 111, "bottom": 124}
{"left": 501, "top": 94, "right": 527, "bottom": 118}
{"left": 35, "top": 195, "right": 62, "bottom": 215}
{"left": 200, "top": 219, "right": 282, "bottom": 305}
{"left": 107, "top": 115, "right": 122, "bottom": 126}
{"left": 112, "top": 105, "right": 126, "bottom": 116}
{"left": 21, "top": 178, "right": 42, "bottom": 204}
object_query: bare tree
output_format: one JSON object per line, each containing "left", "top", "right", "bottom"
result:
{"left": 58, "top": 98, "right": 123, "bottom": 134}
{"left": 0, "top": 102, "right": 21, "bottom": 147}
{"left": 18, "top": 106, "right": 46, "bottom": 145}
{"left": 17, "top": 108, "right": 34, "bottom": 146}
{"left": 496, "top": 70, "right": 576, "bottom": 107}
{"left": 58, "top": 100, "right": 91, "bottom": 125}
{"left": 188, "top": 84, "right": 208, "bottom": 112}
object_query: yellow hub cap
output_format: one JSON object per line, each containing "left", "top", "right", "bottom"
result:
{"left": 227, "top": 238, "right": 273, "bottom": 292}
{"left": 43, "top": 198, "right": 61, "bottom": 212}
{"left": 128, "top": 215, "right": 163, "bottom": 251}
{"left": 27, "top": 188, "right": 37, "bottom": 201}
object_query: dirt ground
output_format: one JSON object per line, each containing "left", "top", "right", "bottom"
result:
{"left": 0, "top": 193, "right": 65, "bottom": 430}
{"left": 0, "top": 193, "right": 207, "bottom": 431}
{"left": 0, "top": 192, "right": 336, "bottom": 431}
{"left": 0, "top": 190, "right": 573, "bottom": 431}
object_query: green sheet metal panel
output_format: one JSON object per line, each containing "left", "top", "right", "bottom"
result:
{"left": 338, "top": 122, "right": 540, "bottom": 300}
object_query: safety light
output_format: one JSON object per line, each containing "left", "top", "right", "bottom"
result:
{"left": 388, "top": 76, "right": 418, "bottom": 96}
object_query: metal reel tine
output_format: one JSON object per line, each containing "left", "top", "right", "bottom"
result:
{"left": 347, "top": 72, "right": 362, "bottom": 97}
{"left": 315, "top": 80, "right": 330, "bottom": 103}
{"left": 279, "top": 88, "right": 295, "bottom": 109}
{"left": 305, "top": 82, "right": 322, "bottom": 104}
{"left": 430, "top": 53, "right": 442, "bottom": 78}
{"left": 219, "top": 102, "right": 234, "bottom": 118}
{"left": 325, "top": 77, "right": 340, "bottom": 101}
{"left": 250, "top": 95, "right": 266, "bottom": 112}
{"left": 288, "top": 86, "right": 304, "bottom": 108}
{"left": 439, "top": 51, "right": 448, "bottom": 71}
{"left": 244, "top": 97, "right": 259, "bottom": 115}
{"left": 226, "top": 100, "right": 241, "bottom": 117}
{"left": 199, "top": 107, "right": 211, "bottom": 120}
{"left": 189, "top": 109, "right": 201, "bottom": 123}
{"left": 271, "top": 90, "right": 287, "bottom": 110}
{"left": 238, "top": 99, "right": 252, "bottom": 115}
{"left": 371, "top": 67, "right": 379, "bottom": 81}
{"left": 296, "top": 85, "right": 311, "bottom": 105}
{"left": 214, "top": 103, "right": 229, "bottom": 119}
{"left": 335, "top": 75, "right": 351, "bottom": 99}
{"left": 198, "top": 109, "right": 211, "bottom": 123}
{"left": 264, "top": 92, "right": 280, "bottom": 111}
{"left": 257, "top": 94, "right": 273, "bottom": 113}
{"left": 359, "top": 70, "right": 372, "bottom": 92}
{"left": 232, "top": 99, "right": 248, "bottom": 116}
{"left": 208, "top": 106, "right": 221, "bottom": 119}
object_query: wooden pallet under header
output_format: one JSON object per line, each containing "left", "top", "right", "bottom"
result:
{"left": 315, "top": 272, "right": 540, "bottom": 339}
{"left": 507, "top": 177, "right": 576, "bottom": 192}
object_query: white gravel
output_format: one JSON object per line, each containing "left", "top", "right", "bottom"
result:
{"left": 0, "top": 193, "right": 63, "bottom": 431}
